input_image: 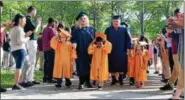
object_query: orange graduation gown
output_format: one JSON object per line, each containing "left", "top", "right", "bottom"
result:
{"left": 127, "top": 49, "right": 136, "bottom": 78}
{"left": 88, "top": 41, "right": 112, "bottom": 81}
{"left": 50, "top": 37, "right": 77, "bottom": 79}
{"left": 135, "top": 50, "right": 150, "bottom": 82}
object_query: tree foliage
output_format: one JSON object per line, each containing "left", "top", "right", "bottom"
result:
{"left": 2, "top": 0, "right": 183, "bottom": 40}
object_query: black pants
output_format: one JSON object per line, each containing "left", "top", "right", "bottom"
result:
{"left": 43, "top": 50, "right": 55, "bottom": 81}
{"left": 168, "top": 47, "right": 174, "bottom": 73}
{"left": 79, "top": 75, "right": 90, "bottom": 85}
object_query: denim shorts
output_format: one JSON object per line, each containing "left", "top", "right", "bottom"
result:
{"left": 11, "top": 49, "right": 26, "bottom": 69}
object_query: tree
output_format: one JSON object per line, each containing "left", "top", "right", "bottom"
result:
{"left": 2, "top": 0, "right": 183, "bottom": 40}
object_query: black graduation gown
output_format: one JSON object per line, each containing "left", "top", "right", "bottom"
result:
{"left": 105, "top": 26, "right": 132, "bottom": 73}
{"left": 71, "top": 26, "right": 96, "bottom": 76}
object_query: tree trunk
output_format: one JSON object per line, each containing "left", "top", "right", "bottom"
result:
{"left": 141, "top": 0, "right": 144, "bottom": 35}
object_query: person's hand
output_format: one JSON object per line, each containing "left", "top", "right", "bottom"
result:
{"left": 36, "top": 17, "right": 42, "bottom": 27}
{"left": 103, "top": 40, "right": 106, "bottom": 45}
{"left": 72, "top": 43, "right": 77, "bottom": 49}
{"left": 130, "top": 50, "right": 134, "bottom": 57}
{"left": 5, "top": 21, "right": 14, "bottom": 28}
{"left": 96, "top": 42, "right": 101, "bottom": 48}
{"left": 168, "top": 15, "right": 184, "bottom": 29}
{"left": 26, "top": 31, "right": 33, "bottom": 37}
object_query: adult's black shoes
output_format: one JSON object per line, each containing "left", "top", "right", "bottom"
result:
{"left": 161, "top": 79, "right": 169, "bottom": 83}
{"left": 12, "top": 84, "right": 24, "bottom": 90}
{"left": 0, "top": 87, "right": 7, "bottom": 92}
{"left": 159, "top": 84, "right": 173, "bottom": 90}
{"left": 19, "top": 82, "right": 34, "bottom": 88}
{"left": 55, "top": 84, "right": 62, "bottom": 88}
{"left": 32, "top": 81, "right": 40, "bottom": 84}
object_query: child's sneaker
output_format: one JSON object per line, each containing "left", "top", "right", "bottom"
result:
{"left": 98, "top": 86, "right": 102, "bottom": 90}
{"left": 65, "top": 79, "right": 72, "bottom": 88}
{"left": 55, "top": 84, "right": 62, "bottom": 88}
{"left": 129, "top": 81, "right": 134, "bottom": 86}
{"left": 140, "top": 82, "right": 144, "bottom": 88}
{"left": 78, "top": 85, "right": 84, "bottom": 90}
{"left": 92, "top": 81, "right": 96, "bottom": 86}
{"left": 136, "top": 84, "right": 140, "bottom": 88}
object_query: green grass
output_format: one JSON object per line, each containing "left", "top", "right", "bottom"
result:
{"left": 1, "top": 69, "right": 43, "bottom": 88}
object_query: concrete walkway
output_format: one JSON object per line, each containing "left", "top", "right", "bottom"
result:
{"left": 1, "top": 72, "right": 176, "bottom": 99}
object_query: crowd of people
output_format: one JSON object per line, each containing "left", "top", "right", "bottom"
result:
{"left": 0, "top": 1, "right": 184, "bottom": 99}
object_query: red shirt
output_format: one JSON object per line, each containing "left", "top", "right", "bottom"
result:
{"left": 0, "top": 30, "right": 4, "bottom": 47}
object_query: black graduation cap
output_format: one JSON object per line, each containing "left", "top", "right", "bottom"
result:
{"left": 112, "top": 15, "right": 120, "bottom": 20}
{"left": 76, "top": 12, "right": 88, "bottom": 21}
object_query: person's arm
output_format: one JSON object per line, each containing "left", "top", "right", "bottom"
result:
{"left": 88, "top": 42, "right": 97, "bottom": 55}
{"left": 92, "top": 27, "right": 96, "bottom": 38}
{"left": 102, "top": 41, "right": 112, "bottom": 54}
{"left": 71, "top": 28, "right": 78, "bottom": 49}
{"left": 104, "top": 28, "right": 108, "bottom": 36}
{"left": 168, "top": 16, "right": 184, "bottom": 29}
{"left": 50, "top": 37, "right": 58, "bottom": 50}
{"left": 70, "top": 43, "right": 77, "bottom": 59}
{"left": 1, "top": 21, "right": 13, "bottom": 32}
{"left": 142, "top": 50, "right": 150, "bottom": 70}
{"left": 125, "top": 28, "right": 133, "bottom": 54}
{"left": 49, "top": 28, "right": 56, "bottom": 41}
{"left": 16, "top": 28, "right": 30, "bottom": 44}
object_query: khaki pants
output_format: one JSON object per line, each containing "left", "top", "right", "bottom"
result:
{"left": 177, "top": 67, "right": 184, "bottom": 89}
{"left": 27, "top": 40, "right": 38, "bottom": 82}
{"left": 21, "top": 55, "right": 31, "bottom": 83}
{"left": 169, "top": 54, "right": 180, "bottom": 85}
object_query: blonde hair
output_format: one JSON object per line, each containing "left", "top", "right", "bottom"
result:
{"left": 77, "top": 15, "right": 90, "bottom": 29}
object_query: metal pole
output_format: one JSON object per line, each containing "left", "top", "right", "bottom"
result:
{"left": 93, "top": 0, "right": 96, "bottom": 28}
{"left": 0, "top": 3, "right": 2, "bottom": 67}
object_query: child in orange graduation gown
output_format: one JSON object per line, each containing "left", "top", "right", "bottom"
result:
{"left": 128, "top": 38, "right": 138, "bottom": 86}
{"left": 50, "top": 29, "right": 77, "bottom": 88}
{"left": 88, "top": 32, "right": 112, "bottom": 89}
{"left": 134, "top": 41, "right": 150, "bottom": 88}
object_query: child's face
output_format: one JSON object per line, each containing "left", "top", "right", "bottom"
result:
{"left": 59, "top": 37, "right": 67, "bottom": 43}
{"left": 136, "top": 46, "right": 142, "bottom": 53}
{"left": 96, "top": 41, "right": 103, "bottom": 48}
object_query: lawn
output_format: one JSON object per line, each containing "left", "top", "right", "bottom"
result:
{"left": 1, "top": 69, "right": 43, "bottom": 88}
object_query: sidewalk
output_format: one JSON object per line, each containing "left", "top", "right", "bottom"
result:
{"left": 1, "top": 73, "right": 175, "bottom": 99}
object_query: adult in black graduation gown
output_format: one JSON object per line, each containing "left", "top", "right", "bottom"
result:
{"left": 71, "top": 12, "right": 96, "bottom": 89}
{"left": 105, "top": 15, "right": 132, "bottom": 86}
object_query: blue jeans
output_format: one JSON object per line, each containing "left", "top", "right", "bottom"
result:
{"left": 11, "top": 49, "right": 26, "bottom": 69}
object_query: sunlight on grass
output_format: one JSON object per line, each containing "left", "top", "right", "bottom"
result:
{"left": 1, "top": 69, "right": 43, "bottom": 88}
